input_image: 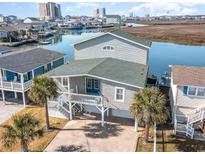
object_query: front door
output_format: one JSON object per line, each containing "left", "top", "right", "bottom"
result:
{"left": 86, "top": 78, "right": 100, "bottom": 94}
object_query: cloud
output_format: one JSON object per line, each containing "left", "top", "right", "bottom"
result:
{"left": 109, "top": 2, "right": 119, "bottom": 6}
{"left": 65, "top": 2, "right": 100, "bottom": 12}
{"left": 129, "top": 2, "right": 199, "bottom": 16}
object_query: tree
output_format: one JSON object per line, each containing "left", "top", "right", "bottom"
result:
{"left": 130, "top": 87, "right": 168, "bottom": 143}
{"left": 10, "top": 31, "right": 18, "bottom": 42}
{"left": 28, "top": 76, "right": 58, "bottom": 130}
{"left": 19, "top": 30, "right": 26, "bottom": 39}
{"left": 1, "top": 114, "right": 43, "bottom": 152}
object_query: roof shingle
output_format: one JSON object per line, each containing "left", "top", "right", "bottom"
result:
{"left": 172, "top": 65, "right": 205, "bottom": 87}
{"left": 46, "top": 58, "right": 148, "bottom": 88}
{"left": 0, "top": 48, "right": 65, "bottom": 73}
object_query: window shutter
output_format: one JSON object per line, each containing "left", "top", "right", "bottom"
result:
{"left": 183, "top": 86, "right": 188, "bottom": 95}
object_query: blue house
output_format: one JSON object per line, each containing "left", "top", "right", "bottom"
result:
{"left": 0, "top": 47, "right": 66, "bottom": 106}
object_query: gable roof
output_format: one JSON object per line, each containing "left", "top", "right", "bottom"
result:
{"left": 111, "top": 30, "right": 152, "bottom": 48}
{"left": 0, "top": 48, "right": 66, "bottom": 73}
{"left": 73, "top": 30, "right": 151, "bottom": 49}
{"left": 105, "top": 15, "right": 121, "bottom": 18}
{"left": 25, "top": 17, "right": 40, "bottom": 21}
{"left": 0, "top": 25, "right": 17, "bottom": 32}
{"left": 45, "top": 58, "right": 148, "bottom": 88}
{"left": 172, "top": 65, "right": 205, "bottom": 87}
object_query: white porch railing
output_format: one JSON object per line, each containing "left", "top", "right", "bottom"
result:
{"left": 0, "top": 79, "right": 32, "bottom": 91}
{"left": 175, "top": 106, "right": 205, "bottom": 140}
{"left": 48, "top": 92, "right": 105, "bottom": 107}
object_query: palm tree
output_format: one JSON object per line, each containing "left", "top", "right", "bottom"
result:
{"left": 1, "top": 114, "right": 43, "bottom": 152}
{"left": 28, "top": 76, "right": 58, "bottom": 130}
{"left": 130, "top": 87, "right": 168, "bottom": 143}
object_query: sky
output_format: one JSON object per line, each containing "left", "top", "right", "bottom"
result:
{"left": 0, "top": 2, "right": 205, "bottom": 18}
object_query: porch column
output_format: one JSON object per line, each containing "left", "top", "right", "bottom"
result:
{"left": 20, "top": 74, "right": 24, "bottom": 91}
{"left": 2, "top": 90, "right": 5, "bottom": 103}
{"left": 67, "top": 77, "right": 70, "bottom": 93}
{"left": 0, "top": 68, "right": 3, "bottom": 85}
{"left": 106, "top": 108, "right": 109, "bottom": 117}
{"left": 135, "top": 118, "right": 138, "bottom": 132}
{"left": 0, "top": 69, "right": 5, "bottom": 103}
{"left": 80, "top": 104, "right": 83, "bottom": 112}
{"left": 32, "top": 70, "right": 35, "bottom": 79}
{"left": 69, "top": 101, "right": 72, "bottom": 120}
{"left": 14, "top": 92, "right": 17, "bottom": 99}
{"left": 101, "top": 106, "right": 104, "bottom": 127}
{"left": 22, "top": 92, "right": 26, "bottom": 107}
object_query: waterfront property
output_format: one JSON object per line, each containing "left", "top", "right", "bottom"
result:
{"left": 46, "top": 30, "right": 151, "bottom": 126}
{"left": 74, "top": 30, "right": 151, "bottom": 65}
{"left": 0, "top": 47, "right": 66, "bottom": 106}
{"left": 170, "top": 65, "right": 205, "bottom": 140}
{"left": 0, "top": 25, "right": 18, "bottom": 41}
{"left": 104, "top": 15, "right": 122, "bottom": 26}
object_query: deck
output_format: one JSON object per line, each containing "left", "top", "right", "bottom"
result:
{"left": 0, "top": 79, "right": 32, "bottom": 91}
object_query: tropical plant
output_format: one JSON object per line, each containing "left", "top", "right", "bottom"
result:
{"left": 1, "top": 114, "right": 43, "bottom": 152}
{"left": 19, "top": 30, "right": 26, "bottom": 38}
{"left": 28, "top": 76, "right": 58, "bottom": 130}
{"left": 10, "top": 31, "right": 18, "bottom": 42}
{"left": 130, "top": 87, "right": 168, "bottom": 143}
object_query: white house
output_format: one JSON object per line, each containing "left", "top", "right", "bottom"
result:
{"left": 170, "top": 65, "right": 205, "bottom": 140}
{"left": 104, "top": 15, "right": 121, "bottom": 25}
{"left": 23, "top": 17, "right": 42, "bottom": 24}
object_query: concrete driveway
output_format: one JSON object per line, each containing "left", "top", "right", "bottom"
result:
{"left": 45, "top": 114, "right": 137, "bottom": 152}
{"left": 0, "top": 102, "right": 24, "bottom": 124}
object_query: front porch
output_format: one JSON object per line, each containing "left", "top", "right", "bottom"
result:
{"left": 48, "top": 75, "right": 137, "bottom": 129}
{"left": 48, "top": 91, "right": 109, "bottom": 127}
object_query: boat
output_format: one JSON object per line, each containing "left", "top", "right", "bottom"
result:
{"left": 39, "top": 40, "right": 51, "bottom": 45}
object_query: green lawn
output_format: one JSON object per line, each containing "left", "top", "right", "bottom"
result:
{"left": 136, "top": 125, "right": 205, "bottom": 152}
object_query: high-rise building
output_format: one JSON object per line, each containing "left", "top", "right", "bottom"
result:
{"left": 39, "top": 2, "right": 61, "bottom": 21}
{"left": 93, "top": 8, "right": 106, "bottom": 18}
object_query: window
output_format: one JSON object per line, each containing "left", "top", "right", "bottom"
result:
{"left": 103, "top": 46, "right": 114, "bottom": 51}
{"left": 86, "top": 78, "right": 92, "bottom": 89}
{"left": 115, "top": 87, "right": 125, "bottom": 102}
{"left": 94, "top": 79, "right": 99, "bottom": 89}
{"left": 197, "top": 88, "right": 205, "bottom": 97}
{"left": 62, "top": 77, "right": 68, "bottom": 86}
{"left": 188, "top": 87, "right": 197, "bottom": 96}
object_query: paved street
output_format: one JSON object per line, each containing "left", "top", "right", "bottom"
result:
{"left": 0, "top": 102, "right": 24, "bottom": 124}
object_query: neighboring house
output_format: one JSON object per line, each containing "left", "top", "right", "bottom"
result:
{"left": 13, "top": 23, "right": 47, "bottom": 38}
{"left": 0, "top": 25, "right": 18, "bottom": 41}
{"left": 23, "top": 17, "right": 42, "bottom": 24}
{"left": 0, "top": 45, "right": 13, "bottom": 56}
{"left": 0, "top": 48, "right": 66, "bottom": 106}
{"left": 170, "top": 65, "right": 205, "bottom": 140}
{"left": 46, "top": 30, "right": 151, "bottom": 126}
{"left": 105, "top": 15, "right": 121, "bottom": 25}
{"left": 0, "top": 15, "right": 5, "bottom": 23}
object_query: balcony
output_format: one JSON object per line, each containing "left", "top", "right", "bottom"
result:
{"left": 0, "top": 79, "right": 32, "bottom": 91}
{"left": 49, "top": 92, "right": 105, "bottom": 107}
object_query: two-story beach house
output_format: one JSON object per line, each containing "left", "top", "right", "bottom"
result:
{"left": 46, "top": 30, "right": 151, "bottom": 126}
{"left": 0, "top": 48, "right": 66, "bottom": 106}
{"left": 170, "top": 65, "right": 205, "bottom": 140}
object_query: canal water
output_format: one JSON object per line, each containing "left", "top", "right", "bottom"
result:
{"left": 40, "top": 30, "right": 205, "bottom": 80}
